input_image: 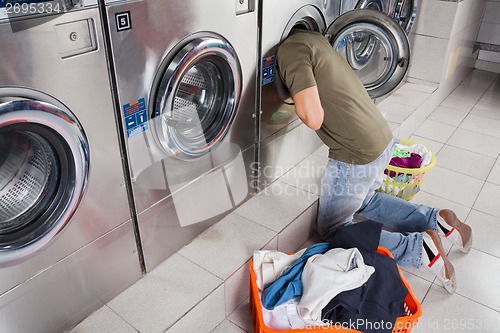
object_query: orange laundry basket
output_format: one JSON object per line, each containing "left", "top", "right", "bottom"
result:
{"left": 249, "top": 246, "right": 422, "bottom": 333}
{"left": 377, "top": 138, "right": 437, "bottom": 201}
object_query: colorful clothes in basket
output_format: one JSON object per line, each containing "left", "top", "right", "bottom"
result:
{"left": 261, "top": 242, "right": 329, "bottom": 310}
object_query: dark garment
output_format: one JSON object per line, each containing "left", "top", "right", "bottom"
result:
{"left": 261, "top": 242, "right": 329, "bottom": 310}
{"left": 322, "top": 221, "right": 408, "bottom": 333}
{"left": 385, "top": 153, "right": 423, "bottom": 178}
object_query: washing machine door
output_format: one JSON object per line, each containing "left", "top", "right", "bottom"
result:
{"left": 325, "top": 9, "right": 410, "bottom": 99}
{"left": 393, "top": 0, "right": 418, "bottom": 35}
{"left": 0, "top": 95, "right": 89, "bottom": 267}
{"left": 151, "top": 34, "right": 242, "bottom": 160}
{"left": 355, "top": 0, "right": 388, "bottom": 13}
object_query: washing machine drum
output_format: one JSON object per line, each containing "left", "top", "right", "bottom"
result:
{"left": 0, "top": 98, "right": 89, "bottom": 266}
{"left": 151, "top": 35, "right": 242, "bottom": 160}
{"left": 394, "top": 0, "right": 417, "bottom": 35}
{"left": 356, "top": 0, "right": 388, "bottom": 13}
{"left": 326, "top": 9, "right": 410, "bottom": 98}
{"left": 0, "top": 132, "right": 59, "bottom": 231}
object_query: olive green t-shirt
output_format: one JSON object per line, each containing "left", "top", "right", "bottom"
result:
{"left": 277, "top": 30, "right": 393, "bottom": 165}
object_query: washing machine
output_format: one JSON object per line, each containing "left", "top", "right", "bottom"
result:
{"left": 257, "top": 1, "right": 410, "bottom": 189}
{"left": 104, "top": 0, "right": 258, "bottom": 271}
{"left": 257, "top": 0, "right": 340, "bottom": 189}
{"left": 0, "top": 2, "right": 142, "bottom": 332}
{"left": 341, "top": 0, "right": 418, "bottom": 35}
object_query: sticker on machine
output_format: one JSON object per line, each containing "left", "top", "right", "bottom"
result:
{"left": 262, "top": 56, "right": 276, "bottom": 86}
{"left": 123, "top": 97, "right": 148, "bottom": 138}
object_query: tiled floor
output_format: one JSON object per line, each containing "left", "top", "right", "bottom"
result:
{"left": 71, "top": 69, "right": 500, "bottom": 332}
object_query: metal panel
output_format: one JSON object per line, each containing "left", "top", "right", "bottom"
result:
{"left": 0, "top": 7, "right": 141, "bottom": 332}
{"left": 258, "top": 120, "right": 322, "bottom": 190}
{"left": 106, "top": 0, "right": 258, "bottom": 215}
{"left": 137, "top": 145, "right": 255, "bottom": 271}
{"left": 0, "top": 220, "right": 141, "bottom": 333}
{"left": 105, "top": 0, "right": 259, "bottom": 273}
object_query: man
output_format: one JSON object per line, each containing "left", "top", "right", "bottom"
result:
{"left": 276, "top": 29, "right": 472, "bottom": 293}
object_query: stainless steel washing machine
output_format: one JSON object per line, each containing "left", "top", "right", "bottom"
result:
{"left": 257, "top": 1, "right": 410, "bottom": 189}
{"left": 341, "top": 0, "right": 418, "bottom": 35}
{"left": 0, "top": 2, "right": 142, "bottom": 332}
{"left": 104, "top": 0, "right": 259, "bottom": 271}
{"left": 257, "top": 0, "right": 340, "bottom": 189}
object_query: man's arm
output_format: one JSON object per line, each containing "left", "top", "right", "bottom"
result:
{"left": 292, "top": 86, "right": 324, "bottom": 130}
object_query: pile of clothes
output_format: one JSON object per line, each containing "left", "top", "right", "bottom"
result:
{"left": 253, "top": 221, "right": 409, "bottom": 333}
{"left": 381, "top": 142, "right": 433, "bottom": 198}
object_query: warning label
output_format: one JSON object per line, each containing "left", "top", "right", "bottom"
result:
{"left": 262, "top": 56, "right": 276, "bottom": 86}
{"left": 123, "top": 97, "right": 148, "bottom": 137}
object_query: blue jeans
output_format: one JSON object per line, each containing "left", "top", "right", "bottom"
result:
{"left": 317, "top": 139, "right": 438, "bottom": 268}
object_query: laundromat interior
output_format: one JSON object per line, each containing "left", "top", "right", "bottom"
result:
{"left": 1, "top": 0, "right": 500, "bottom": 332}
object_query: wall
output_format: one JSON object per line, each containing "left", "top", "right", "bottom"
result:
{"left": 475, "top": 0, "right": 500, "bottom": 72}
{"left": 406, "top": 0, "right": 486, "bottom": 103}
{"left": 394, "top": 0, "right": 486, "bottom": 139}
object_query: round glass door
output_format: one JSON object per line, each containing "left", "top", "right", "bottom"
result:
{"left": 326, "top": 9, "right": 410, "bottom": 98}
{"left": 356, "top": 0, "right": 387, "bottom": 13}
{"left": 151, "top": 35, "right": 242, "bottom": 160}
{"left": 0, "top": 95, "right": 89, "bottom": 266}
{"left": 394, "top": 0, "right": 418, "bottom": 35}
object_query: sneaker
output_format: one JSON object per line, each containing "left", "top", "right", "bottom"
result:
{"left": 437, "top": 209, "right": 472, "bottom": 253}
{"left": 422, "top": 231, "right": 456, "bottom": 294}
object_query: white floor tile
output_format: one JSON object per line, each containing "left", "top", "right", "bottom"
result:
{"left": 440, "top": 94, "right": 477, "bottom": 112}
{"left": 212, "top": 320, "right": 247, "bottom": 333}
{"left": 378, "top": 100, "right": 417, "bottom": 123}
{"left": 466, "top": 210, "right": 500, "bottom": 258}
{"left": 400, "top": 271, "right": 432, "bottom": 303}
{"left": 277, "top": 201, "right": 318, "bottom": 253}
{"left": 178, "top": 214, "right": 276, "bottom": 280}
{"left": 279, "top": 154, "right": 328, "bottom": 196}
{"left": 487, "top": 78, "right": 500, "bottom": 92}
{"left": 427, "top": 106, "right": 469, "bottom": 127}
{"left": 384, "top": 88, "right": 431, "bottom": 107}
{"left": 414, "top": 119, "right": 457, "bottom": 143}
{"left": 412, "top": 284, "right": 500, "bottom": 333}
{"left": 299, "top": 233, "right": 324, "bottom": 249}
{"left": 448, "top": 128, "right": 500, "bottom": 159}
{"left": 227, "top": 299, "right": 253, "bottom": 333}
{"left": 423, "top": 167, "right": 484, "bottom": 207}
{"left": 470, "top": 100, "right": 500, "bottom": 121}
{"left": 224, "top": 262, "right": 250, "bottom": 316}
{"left": 479, "top": 90, "right": 500, "bottom": 106}
{"left": 107, "top": 254, "right": 222, "bottom": 333}
{"left": 167, "top": 284, "right": 225, "bottom": 333}
{"left": 69, "top": 306, "right": 136, "bottom": 333}
{"left": 388, "top": 121, "right": 400, "bottom": 135}
{"left": 460, "top": 114, "right": 500, "bottom": 139}
{"left": 449, "top": 249, "right": 500, "bottom": 312}
{"left": 473, "top": 182, "right": 500, "bottom": 219}
{"left": 411, "top": 191, "right": 471, "bottom": 222}
{"left": 461, "top": 70, "right": 498, "bottom": 90}
{"left": 436, "top": 145, "right": 496, "bottom": 180}
{"left": 233, "top": 181, "right": 318, "bottom": 233}
{"left": 399, "top": 82, "right": 438, "bottom": 94}
{"left": 449, "top": 84, "right": 487, "bottom": 103}
{"left": 487, "top": 159, "right": 500, "bottom": 185}
{"left": 407, "top": 135, "right": 444, "bottom": 155}
{"left": 401, "top": 264, "right": 438, "bottom": 284}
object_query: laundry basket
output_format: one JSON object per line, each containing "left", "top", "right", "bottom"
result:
{"left": 378, "top": 138, "right": 437, "bottom": 201}
{"left": 249, "top": 246, "right": 422, "bottom": 333}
